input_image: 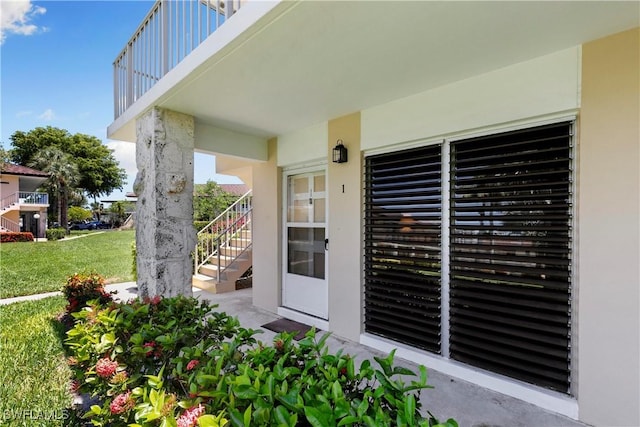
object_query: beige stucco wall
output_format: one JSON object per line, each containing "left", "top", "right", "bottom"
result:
{"left": 578, "top": 28, "right": 640, "bottom": 427}
{"left": 0, "top": 175, "right": 19, "bottom": 197}
{"left": 277, "top": 121, "right": 328, "bottom": 167}
{"left": 362, "top": 47, "right": 580, "bottom": 150}
{"left": 3, "top": 209, "right": 20, "bottom": 224}
{"left": 327, "top": 113, "right": 362, "bottom": 341}
{"left": 251, "top": 138, "right": 281, "bottom": 312}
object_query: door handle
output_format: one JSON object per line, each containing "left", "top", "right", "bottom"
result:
{"left": 325, "top": 238, "right": 329, "bottom": 250}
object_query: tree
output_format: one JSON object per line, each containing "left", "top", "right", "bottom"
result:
{"left": 193, "top": 181, "right": 239, "bottom": 221}
{"left": 91, "top": 201, "right": 105, "bottom": 221}
{"left": 28, "top": 147, "right": 78, "bottom": 231}
{"left": 9, "top": 126, "right": 126, "bottom": 200}
{"left": 109, "top": 201, "right": 128, "bottom": 227}
{"left": 0, "top": 145, "right": 9, "bottom": 170}
{"left": 68, "top": 206, "right": 93, "bottom": 223}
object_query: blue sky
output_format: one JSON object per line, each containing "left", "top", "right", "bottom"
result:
{"left": 1, "top": 0, "right": 241, "bottom": 202}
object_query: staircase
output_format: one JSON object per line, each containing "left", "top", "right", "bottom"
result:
{"left": 1, "top": 216, "right": 20, "bottom": 232}
{"left": 192, "top": 190, "right": 252, "bottom": 293}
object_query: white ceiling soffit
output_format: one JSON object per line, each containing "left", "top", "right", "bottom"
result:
{"left": 110, "top": 1, "right": 639, "bottom": 141}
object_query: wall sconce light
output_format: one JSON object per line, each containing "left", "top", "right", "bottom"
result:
{"left": 332, "top": 139, "right": 348, "bottom": 164}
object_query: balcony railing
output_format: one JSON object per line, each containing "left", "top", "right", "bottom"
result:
{"left": 114, "top": 0, "right": 243, "bottom": 119}
{"left": 1, "top": 192, "right": 49, "bottom": 211}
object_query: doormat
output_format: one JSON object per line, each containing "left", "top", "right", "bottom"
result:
{"left": 261, "top": 318, "right": 315, "bottom": 341}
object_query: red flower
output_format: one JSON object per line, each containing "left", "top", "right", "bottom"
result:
{"left": 151, "top": 295, "right": 162, "bottom": 305}
{"left": 109, "top": 391, "right": 135, "bottom": 414}
{"left": 143, "top": 341, "right": 156, "bottom": 357}
{"left": 177, "top": 404, "right": 205, "bottom": 427}
{"left": 186, "top": 359, "right": 199, "bottom": 371}
{"left": 95, "top": 357, "right": 118, "bottom": 378}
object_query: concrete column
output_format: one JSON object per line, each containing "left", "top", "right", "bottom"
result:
{"left": 134, "top": 107, "right": 196, "bottom": 298}
{"left": 251, "top": 138, "right": 281, "bottom": 312}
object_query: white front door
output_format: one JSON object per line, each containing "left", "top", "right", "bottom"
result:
{"left": 283, "top": 170, "right": 328, "bottom": 319}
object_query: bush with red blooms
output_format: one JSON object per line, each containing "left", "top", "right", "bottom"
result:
{"left": 0, "top": 232, "right": 34, "bottom": 243}
{"left": 63, "top": 294, "right": 458, "bottom": 427}
{"left": 61, "top": 272, "right": 113, "bottom": 315}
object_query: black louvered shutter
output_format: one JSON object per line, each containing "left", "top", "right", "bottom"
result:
{"left": 364, "top": 145, "right": 442, "bottom": 353}
{"left": 449, "top": 122, "right": 573, "bottom": 393}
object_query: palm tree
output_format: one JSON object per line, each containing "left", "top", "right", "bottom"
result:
{"left": 109, "top": 201, "right": 127, "bottom": 227}
{"left": 29, "top": 147, "right": 78, "bottom": 233}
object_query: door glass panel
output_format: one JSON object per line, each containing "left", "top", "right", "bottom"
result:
{"left": 293, "top": 200, "right": 310, "bottom": 222}
{"left": 288, "top": 176, "right": 311, "bottom": 222}
{"left": 288, "top": 227, "right": 325, "bottom": 279}
{"left": 294, "top": 176, "right": 308, "bottom": 193}
{"left": 314, "top": 175, "right": 325, "bottom": 192}
{"left": 313, "top": 198, "right": 325, "bottom": 222}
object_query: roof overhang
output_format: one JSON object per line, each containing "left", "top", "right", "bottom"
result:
{"left": 108, "top": 0, "right": 639, "bottom": 151}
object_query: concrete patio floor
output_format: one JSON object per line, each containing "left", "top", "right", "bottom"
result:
{"left": 105, "top": 282, "right": 587, "bottom": 427}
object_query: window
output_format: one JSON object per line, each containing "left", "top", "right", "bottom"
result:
{"left": 364, "top": 121, "right": 573, "bottom": 393}
{"left": 364, "top": 144, "right": 442, "bottom": 353}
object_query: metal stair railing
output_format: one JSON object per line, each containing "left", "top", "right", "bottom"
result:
{"left": 194, "top": 190, "right": 252, "bottom": 281}
{"left": 1, "top": 216, "right": 20, "bottom": 232}
{"left": 1, "top": 193, "right": 19, "bottom": 211}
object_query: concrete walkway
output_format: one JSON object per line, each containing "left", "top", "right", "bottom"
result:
{"left": 0, "top": 283, "right": 588, "bottom": 426}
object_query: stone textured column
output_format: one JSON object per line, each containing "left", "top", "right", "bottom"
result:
{"left": 134, "top": 108, "right": 196, "bottom": 298}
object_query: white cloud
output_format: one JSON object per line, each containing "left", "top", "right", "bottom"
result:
{"left": 0, "top": 0, "right": 47, "bottom": 44}
{"left": 16, "top": 110, "right": 32, "bottom": 118}
{"left": 106, "top": 140, "right": 137, "bottom": 177}
{"left": 38, "top": 108, "right": 55, "bottom": 121}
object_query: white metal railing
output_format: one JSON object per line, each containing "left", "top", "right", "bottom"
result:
{"left": 1, "top": 192, "right": 48, "bottom": 211}
{"left": 114, "top": 0, "right": 243, "bottom": 118}
{"left": 19, "top": 192, "right": 49, "bottom": 205}
{"left": 195, "top": 190, "right": 252, "bottom": 281}
{"left": 0, "top": 216, "right": 20, "bottom": 232}
{"left": 0, "top": 192, "right": 18, "bottom": 211}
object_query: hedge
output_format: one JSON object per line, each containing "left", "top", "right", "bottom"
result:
{"left": 46, "top": 228, "right": 66, "bottom": 241}
{"left": 0, "top": 232, "right": 34, "bottom": 243}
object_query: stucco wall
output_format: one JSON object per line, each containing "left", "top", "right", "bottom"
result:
{"left": 0, "top": 175, "right": 19, "bottom": 197}
{"left": 252, "top": 138, "right": 281, "bottom": 312}
{"left": 277, "top": 121, "right": 328, "bottom": 167}
{"left": 577, "top": 28, "right": 640, "bottom": 427}
{"left": 327, "top": 113, "right": 362, "bottom": 341}
{"left": 362, "top": 47, "right": 580, "bottom": 149}
{"left": 4, "top": 210, "right": 20, "bottom": 224}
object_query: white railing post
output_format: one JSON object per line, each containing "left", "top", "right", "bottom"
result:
{"left": 126, "top": 43, "right": 134, "bottom": 111}
{"left": 161, "top": 0, "right": 169, "bottom": 76}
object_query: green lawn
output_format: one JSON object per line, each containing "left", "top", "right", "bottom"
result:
{"left": 0, "top": 297, "right": 71, "bottom": 427}
{"left": 0, "top": 230, "right": 135, "bottom": 299}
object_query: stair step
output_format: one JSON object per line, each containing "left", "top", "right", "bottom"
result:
{"left": 205, "top": 254, "right": 239, "bottom": 268}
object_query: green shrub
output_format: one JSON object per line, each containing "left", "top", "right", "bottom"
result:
{"left": 64, "top": 296, "right": 457, "bottom": 427}
{"left": 0, "top": 232, "right": 34, "bottom": 243}
{"left": 46, "top": 227, "right": 66, "bottom": 240}
{"left": 194, "top": 220, "right": 210, "bottom": 231}
{"left": 131, "top": 242, "right": 137, "bottom": 281}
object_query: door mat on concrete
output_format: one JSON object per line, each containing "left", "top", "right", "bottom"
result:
{"left": 261, "top": 318, "right": 315, "bottom": 340}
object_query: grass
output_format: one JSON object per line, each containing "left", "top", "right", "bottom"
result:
{"left": 0, "top": 229, "right": 135, "bottom": 299}
{"left": 0, "top": 297, "right": 72, "bottom": 426}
